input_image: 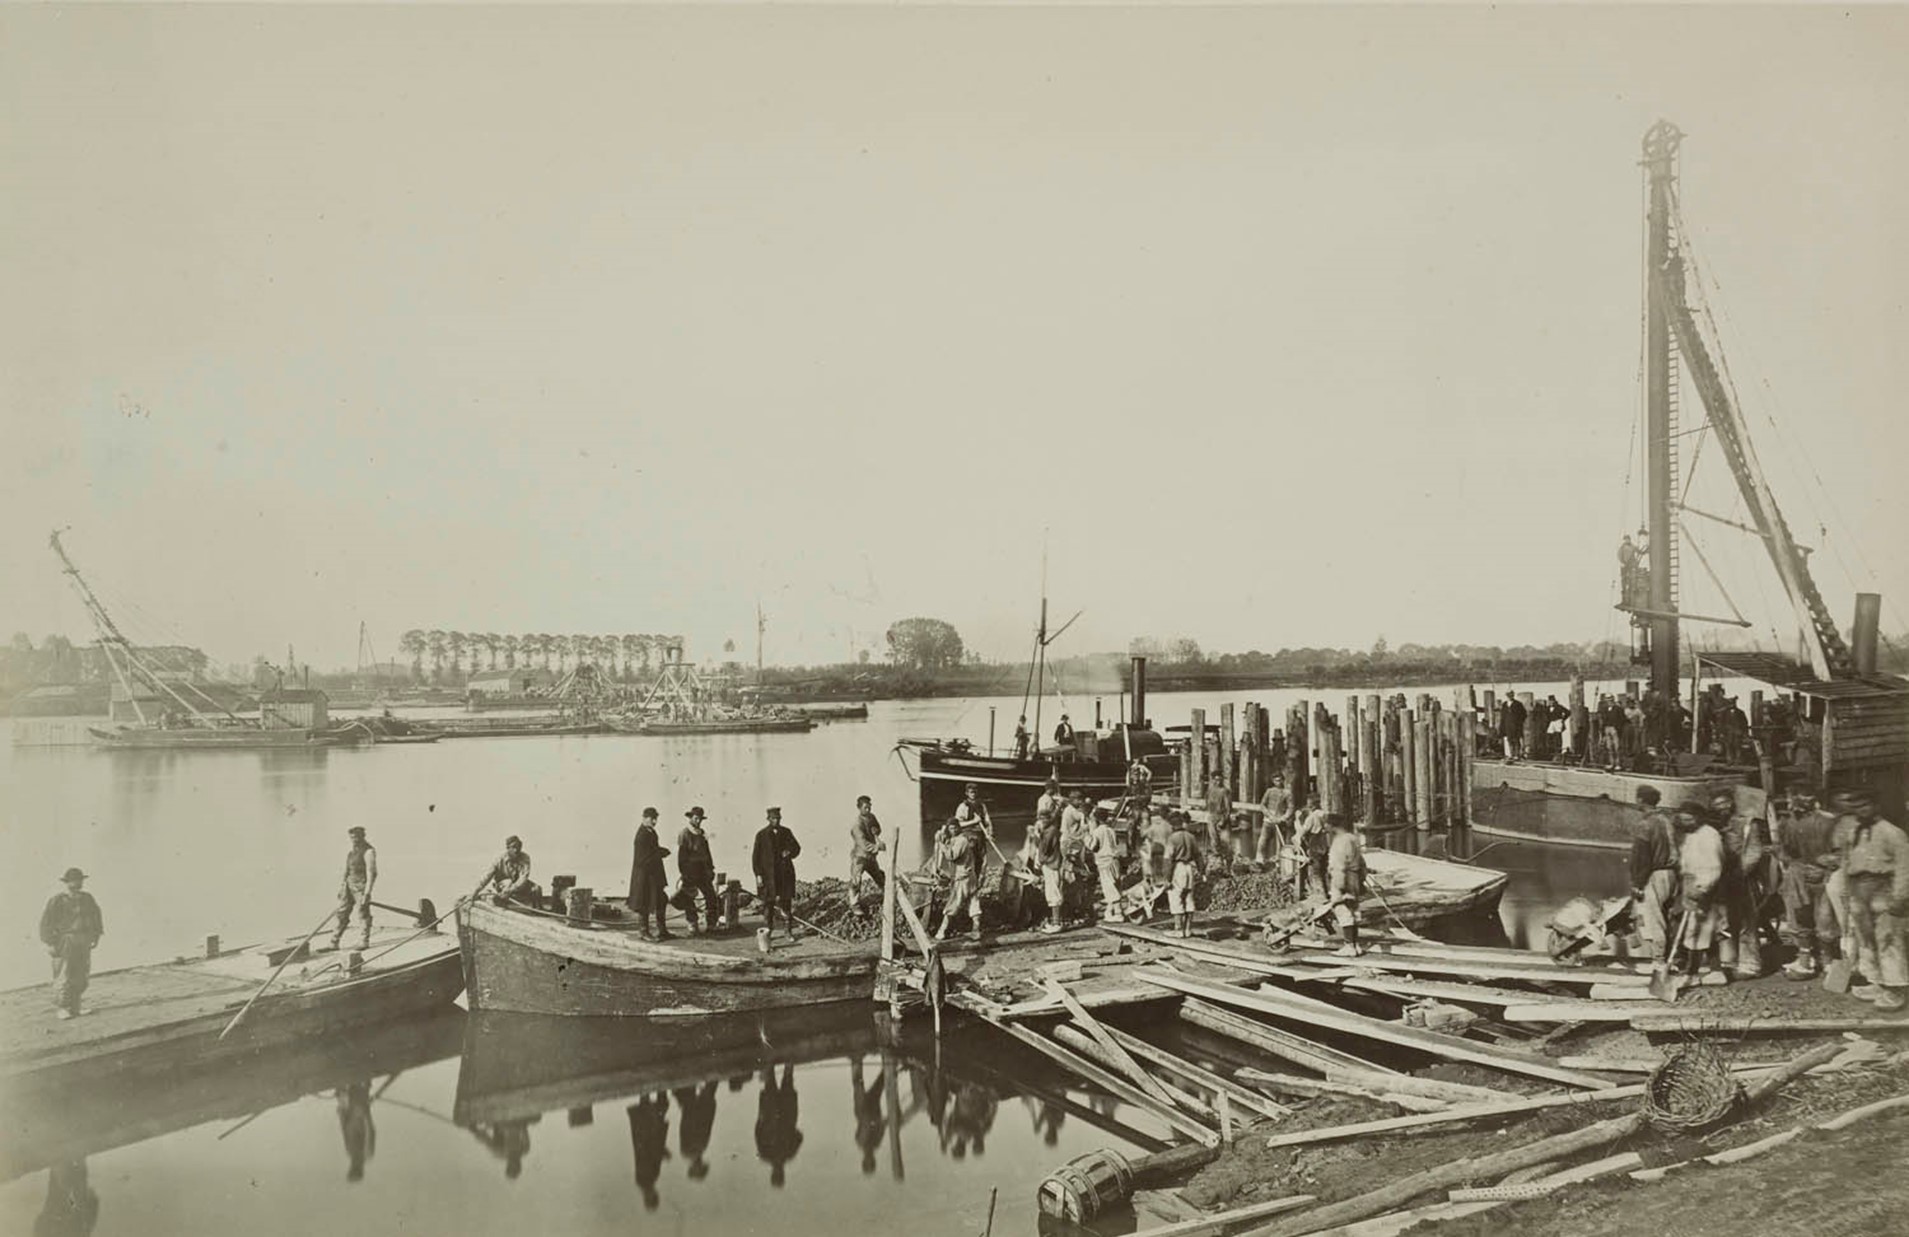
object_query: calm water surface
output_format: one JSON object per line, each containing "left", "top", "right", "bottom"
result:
{"left": 2, "top": 686, "right": 1640, "bottom": 1235}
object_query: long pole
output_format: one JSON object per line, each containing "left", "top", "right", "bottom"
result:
{"left": 218, "top": 906, "right": 341, "bottom": 1041}
{"left": 1642, "top": 122, "right": 1681, "bottom": 703}
{"left": 1032, "top": 543, "right": 1048, "bottom": 747}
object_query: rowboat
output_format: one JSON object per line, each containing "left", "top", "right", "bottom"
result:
{"left": 0, "top": 923, "right": 463, "bottom": 1089}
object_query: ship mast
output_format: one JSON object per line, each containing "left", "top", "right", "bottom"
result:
{"left": 1639, "top": 122, "right": 1853, "bottom": 685}
{"left": 1641, "top": 121, "right": 1683, "bottom": 703}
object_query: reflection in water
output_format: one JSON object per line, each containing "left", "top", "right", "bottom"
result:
{"left": 849, "top": 1058, "right": 884, "bottom": 1174}
{"left": 335, "top": 1082, "right": 375, "bottom": 1182}
{"left": 33, "top": 1163, "right": 97, "bottom": 1237}
{"left": 468, "top": 1116, "right": 538, "bottom": 1180}
{"left": 754, "top": 1064, "right": 803, "bottom": 1187}
{"left": 627, "top": 1093, "right": 668, "bottom": 1209}
{"left": 675, "top": 1081, "right": 718, "bottom": 1180}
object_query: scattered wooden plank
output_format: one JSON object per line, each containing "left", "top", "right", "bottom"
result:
{"left": 1502, "top": 1001, "right": 1680, "bottom": 1024}
{"left": 1236, "top": 1068, "right": 1451, "bottom": 1113}
{"left": 1259, "top": 1083, "right": 1646, "bottom": 1150}
{"left": 1043, "top": 978, "right": 1180, "bottom": 1109}
{"left": 1144, "top": 970, "right": 1618, "bottom": 1090}
{"left": 1095, "top": 1022, "right": 1291, "bottom": 1121}
{"left": 1127, "top": 1192, "right": 1316, "bottom": 1237}
{"left": 1320, "top": 975, "right": 1553, "bottom": 1009}
{"left": 984, "top": 1016, "right": 1218, "bottom": 1145}
{"left": 1052, "top": 1025, "right": 1218, "bottom": 1122}
{"left": 1285, "top": 951, "right": 1646, "bottom": 990}
{"left": 1292, "top": 933, "right": 1573, "bottom": 969}
{"left": 1632, "top": 1013, "right": 1909, "bottom": 1035}
{"left": 1248, "top": 1108, "right": 1652, "bottom": 1237}
{"left": 1587, "top": 983, "right": 1663, "bottom": 1001}
{"left": 1176, "top": 999, "right": 1515, "bottom": 1104}
{"left": 1178, "top": 998, "right": 1403, "bottom": 1078}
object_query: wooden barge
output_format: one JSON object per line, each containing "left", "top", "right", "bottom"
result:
{"left": 0, "top": 925, "right": 463, "bottom": 1091}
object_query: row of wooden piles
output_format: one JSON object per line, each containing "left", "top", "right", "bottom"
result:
{"left": 1175, "top": 691, "right": 1481, "bottom": 829}
{"left": 1017, "top": 923, "right": 1909, "bottom": 1236}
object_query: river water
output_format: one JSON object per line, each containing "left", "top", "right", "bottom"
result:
{"left": 1, "top": 684, "right": 1640, "bottom": 1236}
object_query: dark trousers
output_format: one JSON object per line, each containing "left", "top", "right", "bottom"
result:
{"left": 675, "top": 876, "right": 721, "bottom": 926}
{"left": 758, "top": 875, "right": 795, "bottom": 929}
{"left": 51, "top": 936, "right": 93, "bottom": 1013}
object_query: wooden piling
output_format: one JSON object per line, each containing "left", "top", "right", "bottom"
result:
{"left": 1413, "top": 714, "right": 1433, "bottom": 827}
{"left": 1457, "top": 710, "right": 1475, "bottom": 825}
{"left": 1219, "top": 704, "right": 1236, "bottom": 800}
{"left": 1402, "top": 708, "right": 1419, "bottom": 826}
{"left": 1187, "top": 708, "right": 1205, "bottom": 803}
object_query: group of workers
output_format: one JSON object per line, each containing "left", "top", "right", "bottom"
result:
{"left": 1009, "top": 713, "right": 1078, "bottom": 761}
{"left": 1494, "top": 683, "right": 1814, "bottom": 779}
{"left": 1628, "top": 782, "right": 1908, "bottom": 1011}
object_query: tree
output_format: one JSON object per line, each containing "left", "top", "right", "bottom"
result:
{"left": 885, "top": 617, "right": 965, "bottom": 670}
{"left": 1168, "top": 637, "right": 1204, "bottom": 665}
{"left": 400, "top": 630, "right": 426, "bottom": 681}
{"left": 1372, "top": 635, "right": 1389, "bottom": 659}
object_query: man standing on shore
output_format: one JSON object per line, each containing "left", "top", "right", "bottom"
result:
{"left": 1326, "top": 814, "right": 1366, "bottom": 958}
{"left": 1164, "top": 812, "right": 1201, "bottom": 939}
{"left": 39, "top": 867, "right": 102, "bottom": 1019}
{"left": 752, "top": 808, "right": 802, "bottom": 941}
{"left": 1628, "top": 786, "right": 1678, "bottom": 967}
{"left": 328, "top": 827, "right": 377, "bottom": 952}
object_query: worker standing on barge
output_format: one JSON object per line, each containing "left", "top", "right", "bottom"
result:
{"left": 752, "top": 808, "right": 802, "bottom": 941}
{"left": 327, "top": 827, "right": 377, "bottom": 952}
{"left": 628, "top": 807, "right": 673, "bottom": 940}
{"left": 40, "top": 867, "right": 103, "bottom": 1019}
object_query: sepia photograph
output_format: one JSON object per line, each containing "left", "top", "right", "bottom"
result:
{"left": 3, "top": 4, "right": 1907, "bottom": 1235}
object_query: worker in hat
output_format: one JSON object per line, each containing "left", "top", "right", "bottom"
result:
{"left": 39, "top": 867, "right": 103, "bottom": 1019}
{"left": 1163, "top": 813, "right": 1202, "bottom": 939}
{"left": 326, "top": 827, "right": 377, "bottom": 952}
{"left": 1837, "top": 787, "right": 1909, "bottom": 1012}
{"left": 1325, "top": 814, "right": 1366, "bottom": 957}
{"left": 751, "top": 808, "right": 801, "bottom": 941}
{"left": 627, "top": 807, "right": 673, "bottom": 940}
{"left": 956, "top": 783, "right": 993, "bottom": 834}
{"left": 848, "top": 795, "right": 885, "bottom": 901}
{"left": 476, "top": 835, "right": 537, "bottom": 904}
{"left": 676, "top": 807, "right": 720, "bottom": 933}
{"left": 1012, "top": 715, "right": 1031, "bottom": 761}
{"left": 1053, "top": 714, "right": 1075, "bottom": 746}
{"left": 1779, "top": 790, "right": 1849, "bottom": 981}
{"left": 1034, "top": 778, "right": 1062, "bottom": 827}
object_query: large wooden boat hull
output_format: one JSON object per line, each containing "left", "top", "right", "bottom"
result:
{"left": 1469, "top": 759, "right": 1738, "bottom": 850}
{"left": 87, "top": 725, "right": 343, "bottom": 750}
{"left": 459, "top": 899, "right": 876, "bottom": 1017}
{"left": 0, "top": 929, "right": 464, "bottom": 1089}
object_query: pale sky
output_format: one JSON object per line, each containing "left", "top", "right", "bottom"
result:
{"left": 4, "top": 5, "right": 1906, "bottom": 670}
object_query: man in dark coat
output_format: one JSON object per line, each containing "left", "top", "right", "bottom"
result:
{"left": 627, "top": 807, "right": 673, "bottom": 940}
{"left": 675, "top": 807, "right": 720, "bottom": 934}
{"left": 39, "top": 868, "right": 103, "bottom": 1019}
{"left": 1500, "top": 694, "right": 1527, "bottom": 759}
{"left": 752, "top": 807, "right": 801, "bottom": 940}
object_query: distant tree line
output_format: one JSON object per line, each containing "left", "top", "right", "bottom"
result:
{"left": 395, "top": 630, "right": 685, "bottom": 684}
{"left": 2, "top": 632, "right": 208, "bottom": 694}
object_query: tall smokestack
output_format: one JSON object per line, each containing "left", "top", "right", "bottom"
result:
{"left": 1130, "top": 656, "right": 1147, "bottom": 728}
{"left": 1852, "top": 593, "right": 1882, "bottom": 675}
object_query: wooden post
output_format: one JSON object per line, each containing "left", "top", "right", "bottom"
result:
{"left": 880, "top": 838, "right": 899, "bottom": 962}
{"left": 1414, "top": 714, "right": 1434, "bottom": 828}
{"left": 1219, "top": 703, "right": 1236, "bottom": 801}
{"left": 1403, "top": 709, "right": 1419, "bottom": 826}
{"left": 1569, "top": 675, "right": 1587, "bottom": 761}
{"left": 1362, "top": 693, "right": 1380, "bottom": 827}
{"left": 1188, "top": 708, "right": 1206, "bottom": 805}
{"left": 1482, "top": 689, "right": 1496, "bottom": 736}
{"left": 1457, "top": 710, "right": 1475, "bottom": 826}
{"left": 1288, "top": 702, "right": 1309, "bottom": 806}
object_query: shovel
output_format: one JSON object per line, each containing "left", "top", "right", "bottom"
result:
{"left": 1822, "top": 956, "right": 1854, "bottom": 995}
{"left": 1649, "top": 909, "right": 1691, "bottom": 1003}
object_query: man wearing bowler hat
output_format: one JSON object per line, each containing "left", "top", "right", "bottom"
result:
{"left": 39, "top": 867, "right": 103, "bottom": 1019}
{"left": 327, "top": 826, "right": 378, "bottom": 952}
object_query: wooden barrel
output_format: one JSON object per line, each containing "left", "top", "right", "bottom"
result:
{"left": 1037, "top": 1148, "right": 1134, "bottom": 1221}
{"left": 565, "top": 887, "right": 594, "bottom": 923}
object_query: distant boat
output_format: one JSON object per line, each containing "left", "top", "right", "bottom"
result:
{"left": 617, "top": 714, "right": 815, "bottom": 737}
{"left": 48, "top": 531, "right": 339, "bottom": 751}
